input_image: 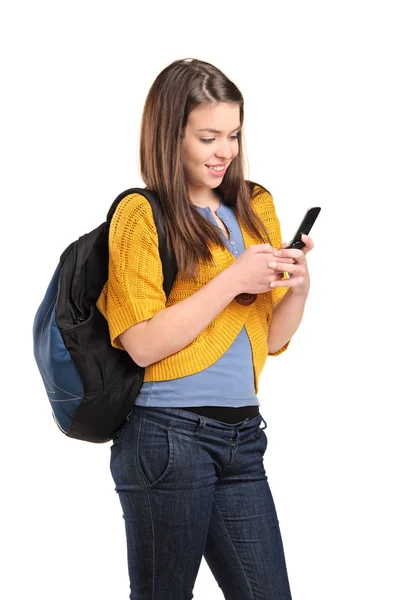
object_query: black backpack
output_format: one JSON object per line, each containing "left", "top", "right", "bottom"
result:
{"left": 33, "top": 188, "right": 178, "bottom": 443}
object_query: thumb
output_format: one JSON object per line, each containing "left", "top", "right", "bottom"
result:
{"left": 254, "top": 243, "right": 273, "bottom": 252}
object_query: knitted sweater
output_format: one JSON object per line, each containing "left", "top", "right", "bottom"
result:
{"left": 96, "top": 183, "right": 290, "bottom": 394}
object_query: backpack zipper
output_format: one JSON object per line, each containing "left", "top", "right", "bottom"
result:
{"left": 70, "top": 242, "right": 85, "bottom": 324}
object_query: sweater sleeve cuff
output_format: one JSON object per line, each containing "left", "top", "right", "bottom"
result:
{"left": 107, "top": 301, "right": 165, "bottom": 350}
{"left": 268, "top": 340, "right": 291, "bottom": 356}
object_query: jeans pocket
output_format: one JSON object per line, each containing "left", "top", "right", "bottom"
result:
{"left": 260, "top": 428, "right": 268, "bottom": 455}
{"left": 136, "top": 417, "right": 174, "bottom": 488}
{"left": 250, "top": 414, "right": 267, "bottom": 442}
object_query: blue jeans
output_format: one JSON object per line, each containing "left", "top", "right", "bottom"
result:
{"left": 110, "top": 405, "right": 292, "bottom": 600}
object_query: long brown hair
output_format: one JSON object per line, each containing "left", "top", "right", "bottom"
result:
{"left": 139, "top": 58, "right": 271, "bottom": 281}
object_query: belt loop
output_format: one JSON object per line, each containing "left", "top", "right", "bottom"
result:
{"left": 238, "top": 417, "right": 250, "bottom": 431}
{"left": 233, "top": 417, "right": 250, "bottom": 444}
{"left": 260, "top": 415, "right": 267, "bottom": 430}
{"left": 194, "top": 417, "right": 206, "bottom": 439}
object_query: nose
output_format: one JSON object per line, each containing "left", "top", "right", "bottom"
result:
{"left": 215, "top": 138, "right": 236, "bottom": 161}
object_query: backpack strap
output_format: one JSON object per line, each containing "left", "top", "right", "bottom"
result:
{"left": 106, "top": 188, "right": 178, "bottom": 299}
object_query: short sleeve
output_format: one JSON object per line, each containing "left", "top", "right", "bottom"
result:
{"left": 96, "top": 193, "right": 167, "bottom": 350}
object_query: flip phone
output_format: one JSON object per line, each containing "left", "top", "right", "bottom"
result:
{"left": 286, "top": 207, "right": 321, "bottom": 249}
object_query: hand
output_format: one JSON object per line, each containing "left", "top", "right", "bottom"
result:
{"left": 230, "top": 243, "right": 296, "bottom": 295}
{"left": 267, "top": 234, "right": 314, "bottom": 296}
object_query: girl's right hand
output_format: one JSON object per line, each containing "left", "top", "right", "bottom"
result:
{"left": 229, "top": 244, "right": 295, "bottom": 295}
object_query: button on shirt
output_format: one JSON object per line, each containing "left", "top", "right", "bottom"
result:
{"left": 134, "top": 201, "right": 259, "bottom": 408}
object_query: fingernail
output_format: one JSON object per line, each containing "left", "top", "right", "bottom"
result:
{"left": 270, "top": 282, "right": 275, "bottom": 288}
{"left": 268, "top": 262, "right": 277, "bottom": 268}
{"left": 301, "top": 234, "right": 307, "bottom": 239}
{"left": 273, "top": 250, "right": 282, "bottom": 256}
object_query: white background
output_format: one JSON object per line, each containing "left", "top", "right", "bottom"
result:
{"left": 1, "top": 1, "right": 399, "bottom": 598}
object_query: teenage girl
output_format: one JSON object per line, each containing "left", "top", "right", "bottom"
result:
{"left": 97, "top": 58, "right": 314, "bottom": 600}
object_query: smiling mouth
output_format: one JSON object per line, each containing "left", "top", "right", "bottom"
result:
{"left": 206, "top": 164, "right": 228, "bottom": 172}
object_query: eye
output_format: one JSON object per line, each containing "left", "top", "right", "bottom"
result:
{"left": 200, "top": 135, "right": 239, "bottom": 144}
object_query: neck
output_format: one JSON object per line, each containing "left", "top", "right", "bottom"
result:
{"left": 189, "top": 189, "right": 222, "bottom": 210}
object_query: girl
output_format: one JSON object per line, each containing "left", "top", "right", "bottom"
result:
{"left": 97, "top": 58, "right": 314, "bottom": 600}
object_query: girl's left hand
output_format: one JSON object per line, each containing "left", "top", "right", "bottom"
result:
{"left": 267, "top": 234, "right": 314, "bottom": 296}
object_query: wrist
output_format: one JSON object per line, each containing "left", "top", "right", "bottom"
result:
{"left": 289, "top": 286, "right": 310, "bottom": 298}
{"left": 223, "top": 264, "right": 243, "bottom": 297}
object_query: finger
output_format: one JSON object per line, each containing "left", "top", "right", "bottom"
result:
{"left": 280, "top": 242, "right": 289, "bottom": 249}
{"left": 270, "top": 255, "right": 296, "bottom": 265}
{"left": 300, "top": 234, "right": 314, "bottom": 255}
{"left": 255, "top": 244, "right": 274, "bottom": 253}
{"left": 268, "top": 261, "right": 305, "bottom": 277}
{"left": 270, "top": 276, "right": 305, "bottom": 289}
{"left": 259, "top": 251, "right": 296, "bottom": 265}
{"left": 265, "top": 261, "right": 296, "bottom": 271}
{"left": 301, "top": 234, "right": 314, "bottom": 248}
{"left": 272, "top": 247, "right": 306, "bottom": 262}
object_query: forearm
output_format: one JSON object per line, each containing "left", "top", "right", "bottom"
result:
{"left": 130, "top": 266, "right": 240, "bottom": 367}
{"left": 267, "top": 289, "right": 309, "bottom": 354}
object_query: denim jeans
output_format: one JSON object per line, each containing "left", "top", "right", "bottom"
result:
{"left": 110, "top": 405, "right": 292, "bottom": 600}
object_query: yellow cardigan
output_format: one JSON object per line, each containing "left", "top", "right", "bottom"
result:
{"left": 96, "top": 183, "right": 290, "bottom": 394}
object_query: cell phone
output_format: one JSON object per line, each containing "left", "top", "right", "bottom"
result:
{"left": 286, "top": 207, "right": 321, "bottom": 249}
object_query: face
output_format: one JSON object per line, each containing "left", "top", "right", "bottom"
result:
{"left": 182, "top": 102, "right": 241, "bottom": 198}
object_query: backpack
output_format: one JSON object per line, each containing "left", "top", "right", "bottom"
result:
{"left": 33, "top": 188, "right": 178, "bottom": 444}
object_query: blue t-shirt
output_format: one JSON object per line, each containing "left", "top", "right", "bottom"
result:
{"left": 134, "top": 201, "right": 259, "bottom": 408}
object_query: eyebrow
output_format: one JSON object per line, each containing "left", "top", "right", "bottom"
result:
{"left": 197, "top": 125, "right": 241, "bottom": 134}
